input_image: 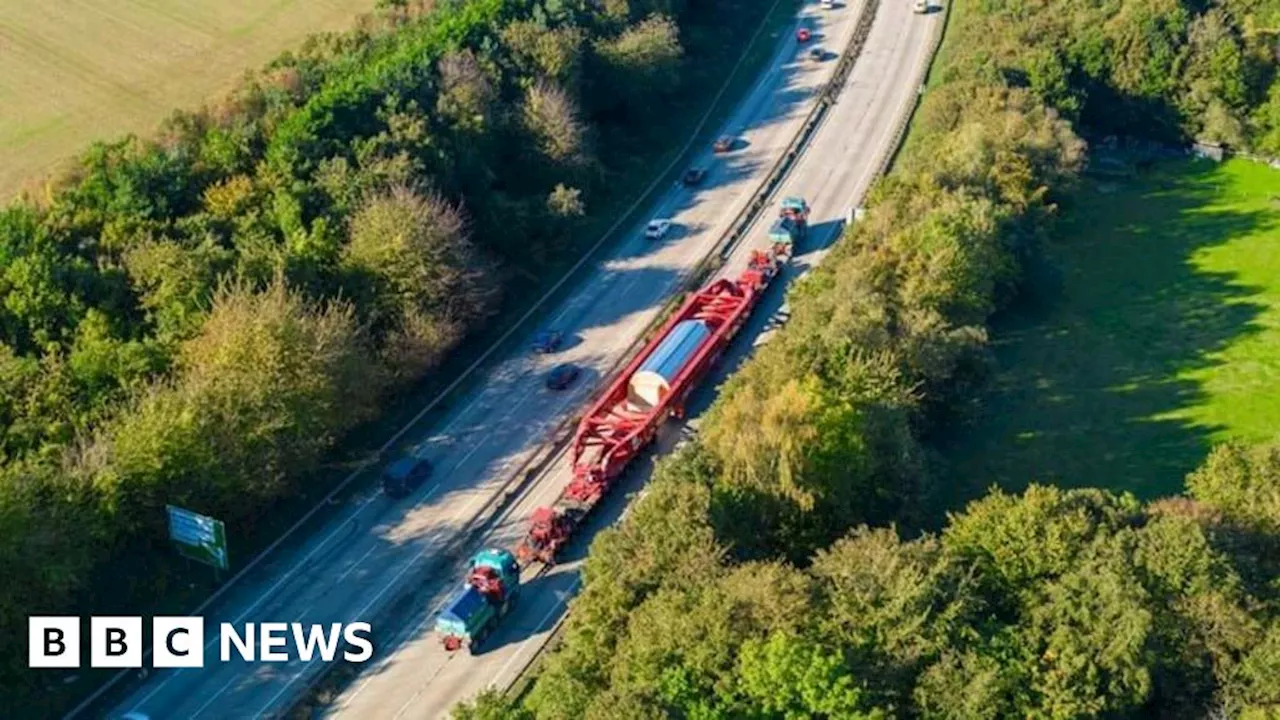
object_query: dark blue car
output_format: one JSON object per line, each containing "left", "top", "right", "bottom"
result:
{"left": 382, "top": 456, "right": 432, "bottom": 498}
{"left": 546, "top": 363, "right": 580, "bottom": 390}
{"left": 532, "top": 330, "right": 563, "bottom": 353}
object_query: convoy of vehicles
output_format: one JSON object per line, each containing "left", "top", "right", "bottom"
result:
{"left": 432, "top": 197, "right": 809, "bottom": 653}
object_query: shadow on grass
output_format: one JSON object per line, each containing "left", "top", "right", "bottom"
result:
{"left": 932, "top": 158, "right": 1275, "bottom": 519}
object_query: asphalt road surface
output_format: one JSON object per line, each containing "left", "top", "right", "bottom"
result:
{"left": 315, "top": 0, "right": 943, "bottom": 717}
{"left": 106, "top": 2, "right": 874, "bottom": 718}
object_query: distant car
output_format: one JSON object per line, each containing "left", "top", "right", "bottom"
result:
{"left": 532, "top": 329, "right": 563, "bottom": 353}
{"left": 382, "top": 456, "right": 432, "bottom": 498}
{"left": 913, "top": 0, "right": 929, "bottom": 12}
{"left": 682, "top": 167, "right": 707, "bottom": 186}
{"left": 809, "top": 47, "right": 825, "bottom": 61}
{"left": 645, "top": 219, "right": 673, "bottom": 240}
{"left": 713, "top": 135, "right": 735, "bottom": 153}
{"left": 546, "top": 363, "right": 580, "bottom": 390}
{"left": 796, "top": 27, "right": 811, "bottom": 42}
{"left": 820, "top": 0, "right": 836, "bottom": 8}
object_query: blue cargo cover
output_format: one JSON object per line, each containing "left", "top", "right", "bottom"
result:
{"left": 440, "top": 584, "right": 487, "bottom": 628}
{"left": 637, "top": 320, "right": 710, "bottom": 384}
{"left": 769, "top": 218, "right": 796, "bottom": 240}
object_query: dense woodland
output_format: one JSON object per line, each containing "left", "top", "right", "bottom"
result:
{"left": 458, "top": 0, "right": 1280, "bottom": 717}
{"left": 0, "top": 0, "right": 772, "bottom": 709}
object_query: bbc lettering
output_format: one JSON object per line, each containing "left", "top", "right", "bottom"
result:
{"left": 29, "top": 617, "right": 373, "bottom": 668}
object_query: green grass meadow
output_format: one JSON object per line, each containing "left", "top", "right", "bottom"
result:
{"left": 0, "top": 0, "right": 376, "bottom": 199}
{"left": 936, "top": 157, "right": 1280, "bottom": 513}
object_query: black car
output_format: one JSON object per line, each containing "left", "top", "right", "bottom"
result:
{"left": 683, "top": 168, "right": 707, "bottom": 186}
{"left": 546, "top": 363, "right": 580, "bottom": 390}
{"left": 382, "top": 456, "right": 432, "bottom": 498}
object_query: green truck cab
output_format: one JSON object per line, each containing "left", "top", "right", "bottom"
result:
{"left": 769, "top": 196, "right": 810, "bottom": 255}
{"left": 435, "top": 548, "right": 521, "bottom": 653}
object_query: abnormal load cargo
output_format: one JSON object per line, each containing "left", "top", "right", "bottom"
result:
{"left": 627, "top": 319, "right": 711, "bottom": 411}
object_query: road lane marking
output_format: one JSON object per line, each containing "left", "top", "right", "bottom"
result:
{"left": 490, "top": 574, "right": 585, "bottom": 691}
{"left": 127, "top": 475, "right": 446, "bottom": 712}
{"left": 251, "top": 485, "right": 499, "bottom": 716}
{"left": 187, "top": 672, "right": 240, "bottom": 720}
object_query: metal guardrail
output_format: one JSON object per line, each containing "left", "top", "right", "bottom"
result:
{"left": 871, "top": 1, "right": 951, "bottom": 181}
{"left": 715, "top": 0, "right": 881, "bottom": 265}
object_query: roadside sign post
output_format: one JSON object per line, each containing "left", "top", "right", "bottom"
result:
{"left": 166, "top": 505, "right": 229, "bottom": 579}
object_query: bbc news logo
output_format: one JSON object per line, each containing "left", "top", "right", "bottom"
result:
{"left": 29, "top": 617, "right": 373, "bottom": 668}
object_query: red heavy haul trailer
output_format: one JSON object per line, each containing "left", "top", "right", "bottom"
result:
{"left": 516, "top": 248, "right": 785, "bottom": 565}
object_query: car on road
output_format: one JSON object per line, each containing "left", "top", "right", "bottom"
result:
{"left": 382, "top": 455, "right": 432, "bottom": 498}
{"left": 645, "top": 219, "right": 673, "bottom": 240}
{"left": 913, "top": 0, "right": 930, "bottom": 12}
{"left": 682, "top": 167, "right": 707, "bottom": 186}
{"left": 532, "top": 329, "right": 563, "bottom": 353}
{"left": 713, "top": 135, "right": 735, "bottom": 153}
{"left": 820, "top": 0, "right": 836, "bottom": 8}
{"left": 796, "top": 27, "right": 812, "bottom": 42}
{"left": 809, "top": 47, "right": 825, "bottom": 62}
{"left": 546, "top": 363, "right": 580, "bottom": 390}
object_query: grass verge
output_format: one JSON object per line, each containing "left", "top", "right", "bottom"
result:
{"left": 934, "top": 157, "right": 1280, "bottom": 517}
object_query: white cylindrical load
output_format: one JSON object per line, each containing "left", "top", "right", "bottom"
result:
{"left": 627, "top": 319, "right": 711, "bottom": 412}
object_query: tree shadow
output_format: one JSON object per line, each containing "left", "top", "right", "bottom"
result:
{"left": 932, "top": 158, "right": 1275, "bottom": 520}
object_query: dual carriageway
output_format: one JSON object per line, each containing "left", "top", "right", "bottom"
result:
{"left": 100, "top": 0, "right": 945, "bottom": 717}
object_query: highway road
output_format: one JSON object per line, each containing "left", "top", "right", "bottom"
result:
{"left": 314, "top": 0, "right": 944, "bottom": 717}
{"left": 106, "top": 2, "right": 870, "bottom": 719}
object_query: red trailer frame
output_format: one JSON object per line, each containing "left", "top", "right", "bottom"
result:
{"left": 568, "top": 250, "right": 780, "bottom": 499}
{"left": 514, "top": 249, "right": 784, "bottom": 568}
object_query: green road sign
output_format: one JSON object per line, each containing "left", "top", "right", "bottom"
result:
{"left": 166, "top": 505, "right": 229, "bottom": 571}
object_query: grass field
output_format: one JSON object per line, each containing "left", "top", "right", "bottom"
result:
{"left": 935, "top": 157, "right": 1280, "bottom": 514}
{"left": 0, "top": 0, "right": 375, "bottom": 200}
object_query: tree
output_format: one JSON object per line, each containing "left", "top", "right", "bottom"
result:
{"left": 547, "top": 183, "right": 586, "bottom": 217}
{"left": 523, "top": 80, "right": 591, "bottom": 166}
{"left": 737, "top": 631, "right": 886, "bottom": 719}
{"left": 501, "top": 21, "right": 585, "bottom": 90}
{"left": 343, "top": 185, "right": 495, "bottom": 332}
{"left": 591, "top": 16, "right": 682, "bottom": 116}
{"left": 1186, "top": 441, "right": 1280, "bottom": 534}
{"left": 436, "top": 50, "right": 498, "bottom": 135}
